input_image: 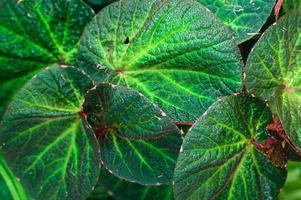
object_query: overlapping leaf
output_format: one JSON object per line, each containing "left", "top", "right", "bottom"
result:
{"left": 0, "top": 65, "right": 100, "bottom": 200}
{"left": 245, "top": 11, "right": 301, "bottom": 150}
{"left": 83, "top": 83, "right": 182, "bottom": 185}
{"left": 0, "top": 153, "right": 29, "bottom": 200}
{"left": 78, "top": 0, "right": 242, "bottom": 122}
{"left": 0, "top": 0, "right": 94, "bottom": 119}
{"left": 197, "top": 0, "right": 276, "bottom": 43}
{"left": 174, "top": 94, "right": 287, "bottom": 200}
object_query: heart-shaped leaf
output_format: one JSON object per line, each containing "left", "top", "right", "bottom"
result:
{"left": 174, "top": 94, "right": 287, "bottom": 200}
{"left": 77, "top": 0, "right": 242, "bottom": 123}
{"left": 0, "top": 153, "right": 29, "bottom": 200}
{"left": 245, "top": 11, "right": 301, "bottom": 150}
{"left": 92, "top": 169, "right": 173, "bottom": 200}
{"left": 0, "top": 65, "right": 100, "bottom": 200}
{"left": 0, "top": 0, "right": 94, "bottom": 119}
{"left": 196, "top": 0, "right": 276, "bottom": 43}
{"left": 83, "top": 83, "right": 182, "bottom": 185}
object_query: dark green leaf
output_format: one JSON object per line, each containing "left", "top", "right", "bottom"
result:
{"left": 0, "top": 0, "right": 94, "bottom": 119}
{"left": 196, "top": 0, "right": 276, "bottom": 43}
{"left": 88, "top": 184, "right": 113, "bottom": 200}
{"left": 245, "top": 11, "right": 301, "bottom": 150}
{"left": 174, "top": 94, "right": 286, "bottom": 200}
{"left": 85, "top": 0, "right": 117, "bottom": 8}
{"left": 0, "top": 65, "right": 100, "bottom": 200}
{"left": 78, "top": 0, "right": 242, "bottom": 122}
{"left": 279, "top": 161, "right": 301, "bottom": 200}
{"left": 0, "top": 153, "right": 29, "bottom": 200}
{"left": 96, "top": 169, "right": 173, "bottom": 200}
{"left": 83, "top": 83, "right": 182, "bottom": 185}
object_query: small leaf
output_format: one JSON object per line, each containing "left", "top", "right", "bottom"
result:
{"left": 78, "top": 0, "right": 242, "bottom": 122}
{"left": 94, "top": 169, "right": 173, "bottom": 200}
{"left": 0, "top": 65, "right": 100, "bottom": 200}
{"left": 196, "top": 0, "right": 276, "bottom": 43}
{"left": 245, "top": 11, "right": 301, "bottom": 150}
{"left": 174, "top": 94, "right": 287, "bottom": 200}
{"left": 83, "top": 83, "right": 182, "bottom": 185}
{"left": 0, "top": 153, "right": 29, "bottom": 200}
{"left": 0, "top": 0, "right": 94, "bottom": 119}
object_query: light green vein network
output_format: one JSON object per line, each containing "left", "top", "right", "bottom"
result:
{"left": 0, "top": 65, "right": 100, "bottom": 200}
{"left": 78, "top": 0, "right": 242, "bottom": 123}
{"left": 245, "top": 11, "right": 301, "bottom": 150}
{"left": 0, "top": 0, "right": 94, "bottom": 120}
{"left": 174, "top": 94, "right": 286, "bottom": 200}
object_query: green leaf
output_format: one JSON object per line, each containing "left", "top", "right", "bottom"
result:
{"left": 83, "top": 83, "right": 182, "bottom": 185}
{"left": 279, "top": 161, "right": 301, "bottom": 200}
{"left": 77, "top": 0, "right": 242, "bottom": 122}
{"left": 0, "top": 65, "right": 100, "bottom": 200}
{"left": 0, "top": 153, "right": 29, "bottom": 200}
{"left": 196, "top": 0, "right": 276, "bottom": 43}
{"left": 0, "top": 0, "right": 94, "bottom": 119}
{"left": 283, "top": 0, "right": 301, "bottom": 12}
{"left": 174, "top": 94, "right": 287, "bottom": 200}
{"left": 245, "top": 11, "right": 301, "bottom": 150}
{"left": 95, "top": 169, "right": 173, "bottom": 200}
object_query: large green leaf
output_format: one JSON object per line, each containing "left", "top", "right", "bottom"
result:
{"left": 0, "top": 0, "right": 94, "bottom": 119}
{"left": 94, "top": 169, "right": 173, "bottom": 200}
{"left": 245, "top": 11, "right": 301, "bottom": 150}
{"left": 196, "top": 0, "right": 276, "bottom": 43}
{"left": 174, "top": 94, "right": 287, "bottom": 200}
{"left": 83, "top": 83, "right": 182, "bottom": 185}
{"left": 77, "top": 0, "right": 242, "bottom": 123}
{"left": 0, "top": 153, "right": 29, "bottom": 200}
{"left": 280, "top": 161, "right": 301, "bottom": 200}
{"left": 0, "top": 65, "right": 100, "bottom": 200}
